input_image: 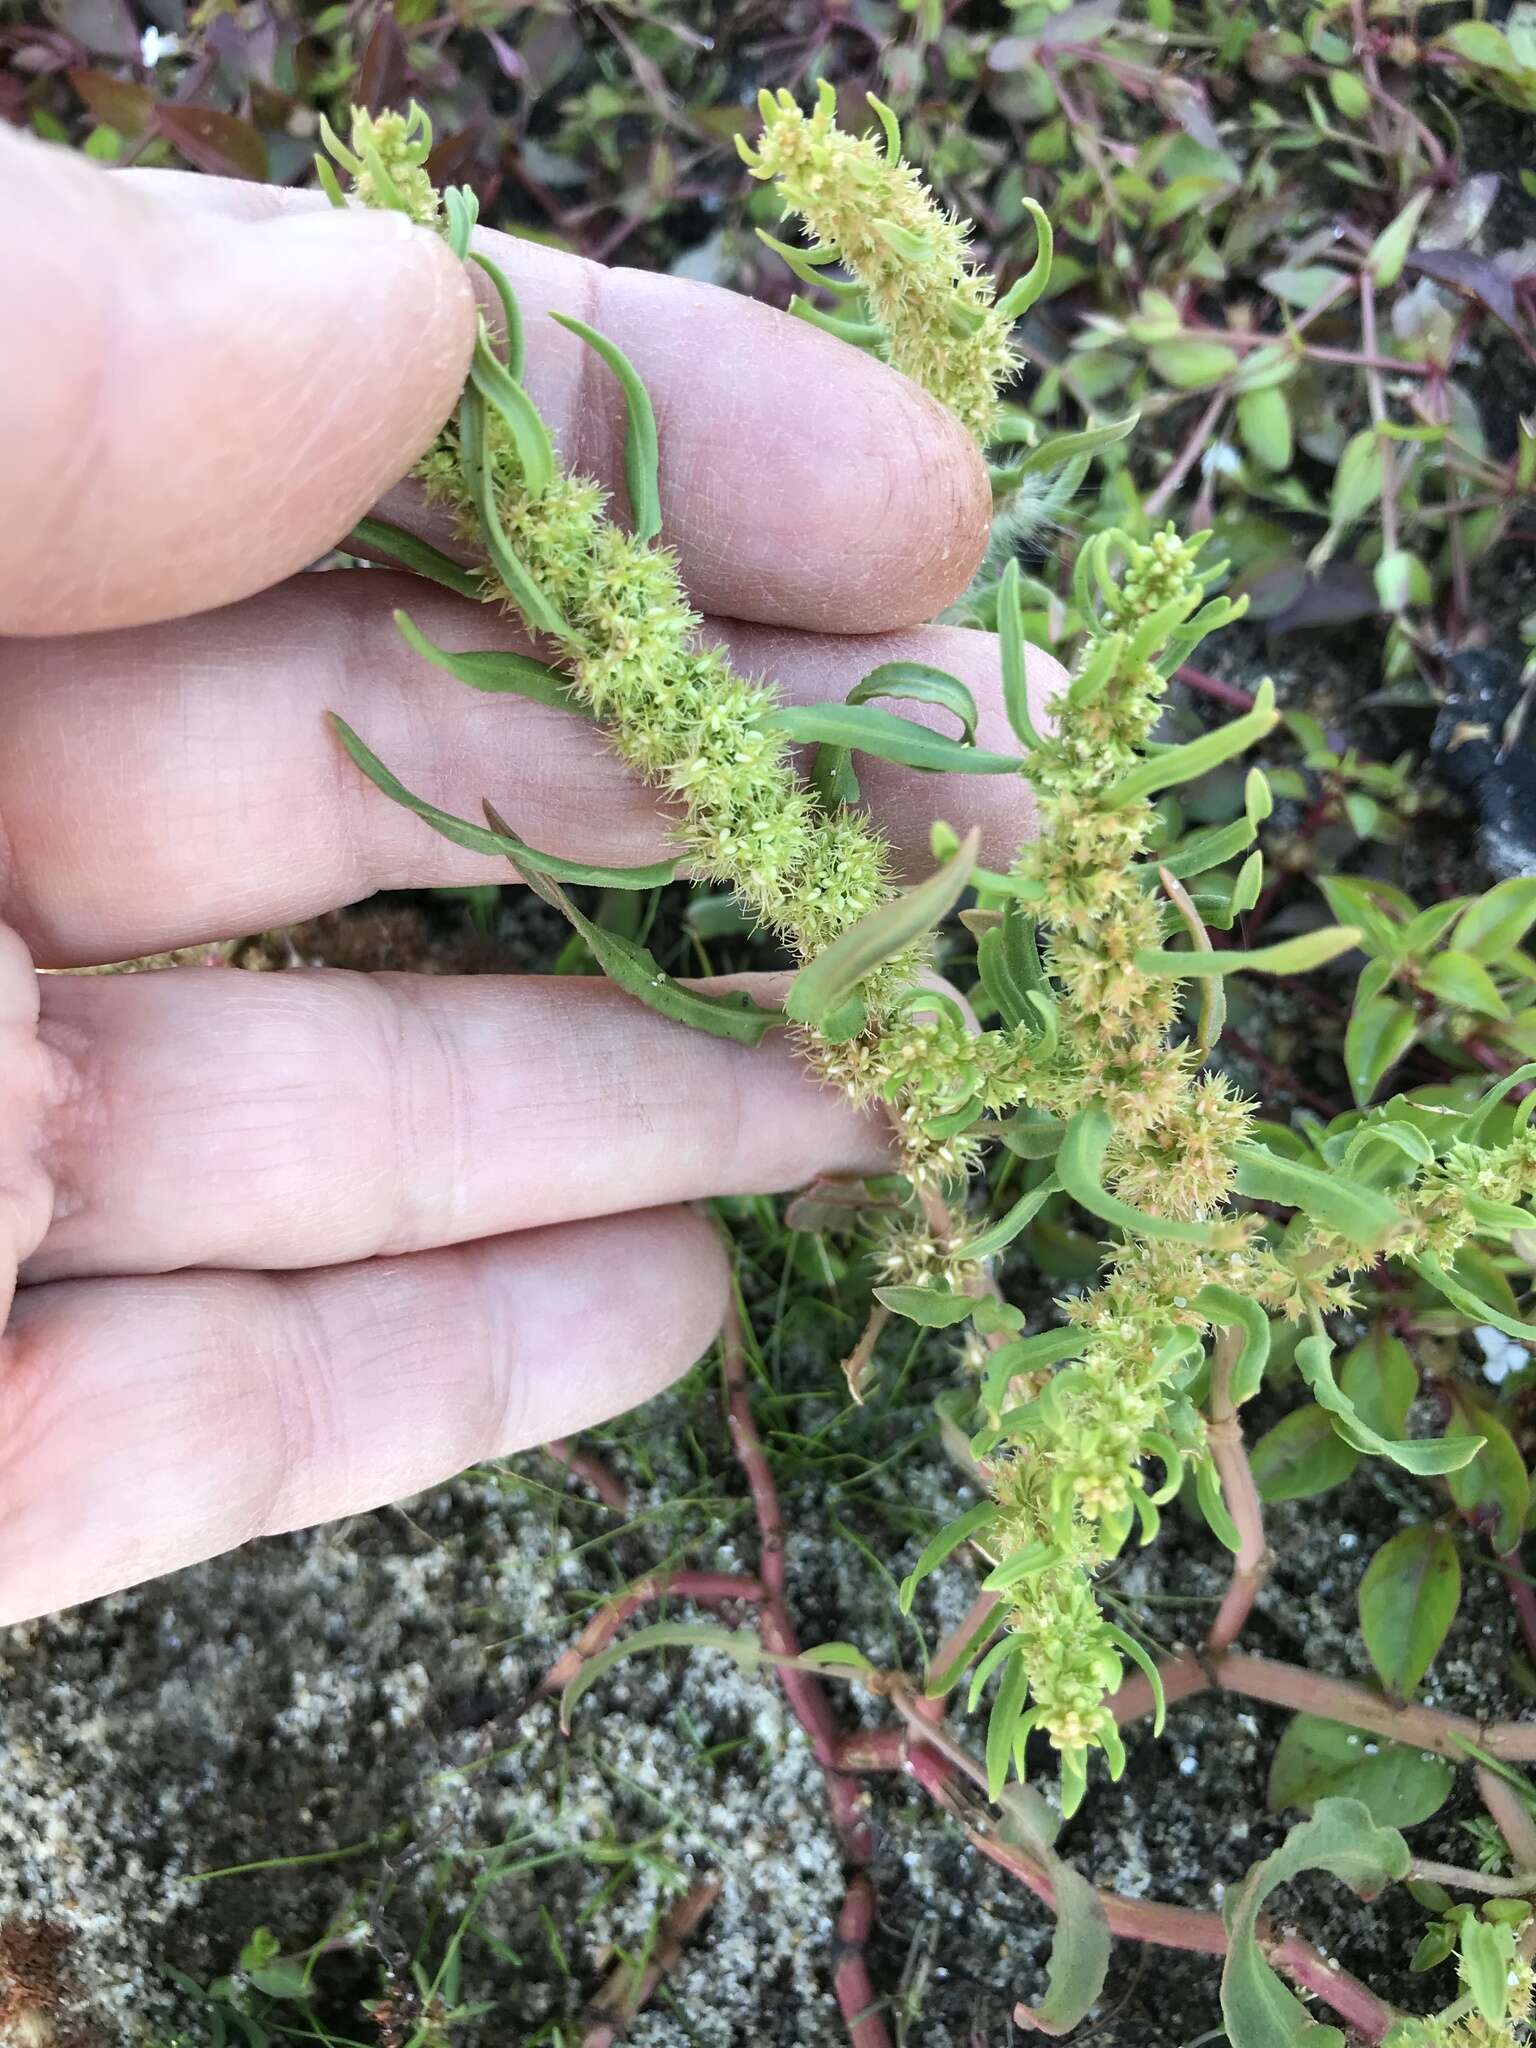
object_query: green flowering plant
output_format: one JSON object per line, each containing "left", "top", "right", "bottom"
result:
{"left": 315, "top": 92, "right": 1534, "bottom": 1843}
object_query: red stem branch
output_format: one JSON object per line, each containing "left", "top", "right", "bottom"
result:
{"left": 545, "top": 1437, "right": 630, "bottom": 1514}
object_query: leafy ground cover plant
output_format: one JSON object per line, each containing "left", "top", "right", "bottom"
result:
{"left": 225, "top": 85, "right": 1536, "bottom": 2046}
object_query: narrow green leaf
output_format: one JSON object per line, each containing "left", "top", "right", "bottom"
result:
{"left": 1059, "top": 1106, "right": 1219, "bottom": 1244}
{"left": 484, "top": 803, "right": 784, "bottom": 1045}
{"left": 985, "top": 1644, "right": 1031, "bottom": 1799}
{"left": 393, "top": 610, "right": 591, "bottom": 715}
{"left": 995, "top": 199, "right": 1054, "bottom": 325}
{"left": 788, "top": 296, "right": 886, "bottom": 349}
{"left": 1413, "top": 1253, "right": 1534, "bottom": 1346}
{"left": 785, "top": 828, "right": 980, "bottom": 1028}
{"left": 865, "top": 91, "right": 901, "bottom": 159}
{"left": 1359, "top": 1524, "right": 1461, "bottom": 1698}
{"left": 1221, "top": 1800, "right": 1410, "bottom": 2048}
{"left": 981, "top": 1328, "right": 1084, "bottom": 1423}
{"left": 470, "top": 250, "right": 524, "bottom": 379}
{"left": 1008, "top": 411, "right": 1138, "bottom": 479}
{"left": 1232, "top": 1142, "right": 1402, "bottom": 1249}
{"left": 549, "top": 313, "right": 662, "bottom": 544}
{"left": 1155, "top": 814, "right": 1258, "bottom": 879}
{"left": 846, "top": 662, "right": 979, "bottom": 743}
{"left": 1296, "top": 1327, "right": 1481, "bottom": 1476}
{"left": 1196, "top": 1284, "right": 1272, "bottom": 1403}
{"left": 769, "top": 702, "right": 1019, "bottom": 774}
{"left": 964, "top": 1176, "right": 1062, "bottom": 1260}
{"left": 995, "top": 1784, "right": 1112, "bottom": 2036}
{"left": 347, "top": 517, "right": 484, "bottom": 602}
{"left": 560, "top": 1621, "right": 765, "bottom": 1733}
{"left": 999, "top": 558, "right": 1043, "bottom": 751}
{"left": 899, "top": 1502, "right": 998, "bottom": 1613}
{"left": 977, "top": 902, "right": 1050, "bottom": 1031}
{"left": 468, "top": 327, "right": 554, "bottom": 498}
{"left": 459, "top": 387, "right": 569, "bottom": 642}
{"left": 1136, "top": 926, "right": 1361, "bottom": 979}
{"left": 1102, "top": 679, "right": 1278, "bottom": 806}
{"left": 329, "top": 719, "right": 676, "bottom": 886}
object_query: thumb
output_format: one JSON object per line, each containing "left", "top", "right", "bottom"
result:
{"left": 0, "top": 129, "right": 476, "bottom": 635}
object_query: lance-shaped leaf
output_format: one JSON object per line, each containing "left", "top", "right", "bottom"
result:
{"left": 1231, "top": 1141, "right": 1401, "bottom": 1250}
{"left": 785, "top": 828, "right": 980, "bottom": 1028}
{"left": 898, "top": 1502, "right": 999, "bottom": 1613}
{"left": 459, "top": 387, "right": 569, "bottom": 642}
{"left": 846, "top": 662, "right": 979, "bottom": 742}
{"left": 996, "top": 199, "right": 1055, "bottom": 323}
{"left": 549, "top": 314, "right": 662, "bottom": 544}
{"left": 1136, "top": 925, "right": 1361, "bottom": 978}
{"left": 1152, "top": 813, "right": 1259, "bottom": 879}
{"left": 470, "top": 250, "right": 524, "bottom": 377}
{"left": 468, "top": 324, "right": 554, "bottom": 497}
{"left": 981, "top": 1328, "right": 1084, "bottom": 1423}
{"left": 999, "top": 558, "right": 1044, "bottom": 750}
{"left": 330, "top": 719, "right": 676, "bottom": 886}
{"left": 788, "top": 297, "right": 887, "bottom": 350}
{"left": 561, "top": 1622, "right": 766, "bottom": 1734}
{"left": 1194, "top": 1284, "right": 1271, "bottom": 1403}
{"left": 770, "top": 702, "right": 1019, "bottom": 774}
{"left": 1059, "top": 1107, "right": 1220, "bottom": 1244}
{"left": 1296, "top": 1325, "right": 1480, "bottom": 1476}
{"left": 997, "top": 1783, "right": 1112, "bottom": 2038}
{"left": 755, "top": 228, "right": 864, "bottom": 299}
{"left": 483, "top": 803, "right": 785, "bottom": 1046}
{"left": 348, "top": 516, "right": 484, "bottom": 602}
{"left": 1101, "top": 679, "right": 1278, "bottom": 807}
{"left": 1413, "top": 1253, "right": 1535, "bottom": 1346}
{"left": 1221, "top": 1800, "right": 1409, "bottom": 2048}
{"left": 1000, "top": 411, "right": 1138, "bottom": 483}
{"left": 965, "top": 1177, "right": 1062, "bottom": 1260}
{"left": 977, "top": 903, "right": 1051, "bottom": 1031}
{"left": 393, "top": 610, "right": 591, "bottom": 716}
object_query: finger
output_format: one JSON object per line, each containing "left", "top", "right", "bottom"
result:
{"left": 26, "top": 967, "right": 887, "bottom": 1282}
{"left": 0, "top": 1207, "right": 725, "bottom": 1623}
{"left": 121, "top": 166, "right": 992, "bottom": 632}
{"left": 0, "top": 927, "right": 53, "bottom": 1328}
{"left": 0, "top": 573, "right": 1061, "bottom": 966}
{"left": 0, "top": 128, "right": 477, "bottom": 637}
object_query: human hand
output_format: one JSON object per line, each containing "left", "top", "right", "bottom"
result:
{"left": 0, "top": 129, "right": 1057, "bottom": 1623}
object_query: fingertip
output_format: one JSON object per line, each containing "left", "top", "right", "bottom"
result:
{"left": 0, "top": 151, "right": 477, "bottom": 634}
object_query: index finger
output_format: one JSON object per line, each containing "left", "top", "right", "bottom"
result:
{"left": 122, "top": 167, "right": 993, "bottom": 634}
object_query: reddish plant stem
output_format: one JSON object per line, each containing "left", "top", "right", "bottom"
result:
{"left": 545, "top": 1437, "right": 630, "bottom": 1515}
{"left": 580, "top": 1877, "right": 722, "bottom": 2048}
{"left": 1497, "top": 1546, "right": 1536, "bottom": 1667}
{"left": 902, "top": 1740, "right": 1395, "bottom": 2038}
{"left": 1204, "top": 1334, "right": 1270, "bottom": 1653}
{"left": 537, "top": 1572, "right": 764, "bottom": 1698}
{"left": 1110, "top": 1650, "right": 1536, "bottom": 1762}
{"left": 1176, "top": 663, "right": 1255, "bottom": 712}
{"left": 833, "top": 1874, "right": 889, "bottom": 2048}
{"left": 1143, "top": 385, "right": 1229, "bottom": 521}
{"left": 1476, "top": 1765, "right": 1536, "bottom": 1873}
{"left": 925, "top": 1589, "right": 1001, "bottom": 1694}
{"left": 721, "top": 1304, "right": 879, "bottom": 1872}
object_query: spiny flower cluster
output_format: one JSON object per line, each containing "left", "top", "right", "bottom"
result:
{"left": 345, "top": 103, "right": 992, "bottom": 1173}
{"left": 739, "top": 82, "right": 1018, "bottom": 443}
{"left": 952, "top": 531, "right": 1270, "bottom": 1757}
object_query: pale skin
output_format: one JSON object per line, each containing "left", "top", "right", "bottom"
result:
{"left": 0, "top": 128, "right": 1062, "bottom": 1625}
